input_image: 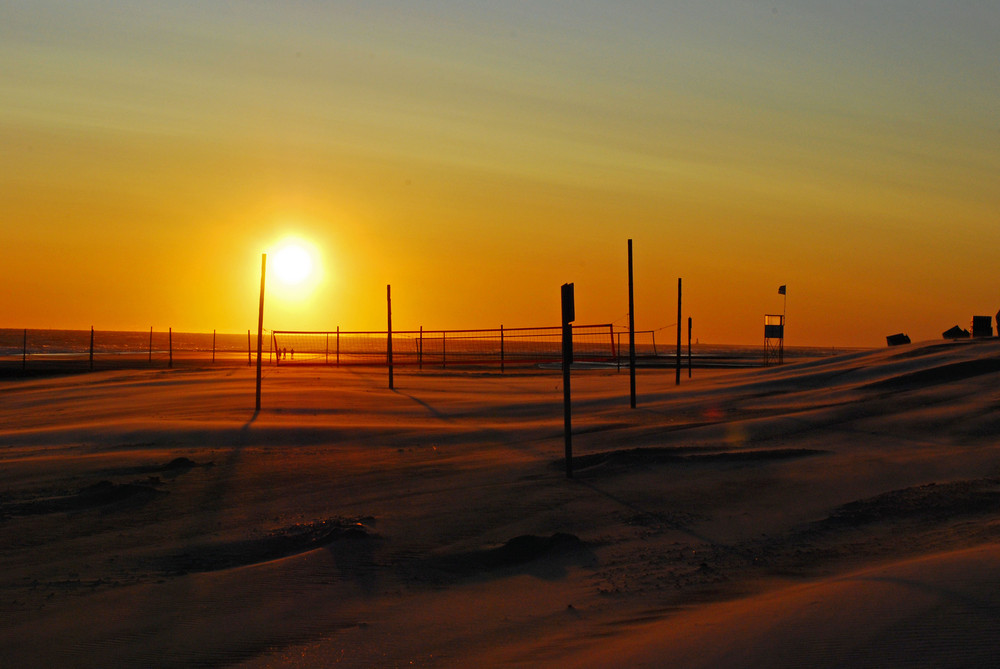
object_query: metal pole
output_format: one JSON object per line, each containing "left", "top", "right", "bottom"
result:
{"left": 255, "top": 254, "right": 265, "bottom": 411}
{"left": 325, "top": 332, "right": 329, "bottom": 365}
{"left": 688, "top": 317, "right": 692, "bottom": 379}
{"left": 419, "top": 326, "right": 423, "bottom": 370}
{"left": 148, "top": 327, "right": 153, "bottom": 363}
{"left": 563, "top": 322, "right": 573, "bottom": 479}
{"left": 213, "top": 329, "right": 216, "bottom": 363}
{"left": 336, "top": 326, "right": 340, "bottom": 366}
{"left": 500, "top": 324, "right": 505, "bottom": 373}
{"left": 617, "top": 332, "right": 621, "bottom": 372}
{"left": 90, "top": 326, "right": 94, "bottom": 371}
{"left": 781, "top": 291, "right": 787, "bottom": 366}
{"left": 562, "top": 283, "right": 575, "bottom": 479}
{"left": 22, "top": 329, "right": 26, "bottom": 370}
{"left": 676, "top": 278, "right": 682, "bottom": 386}
{"left": 248, "top": 330, "right": 251, "bottom": 366}
{"left": 628, "top": 239, "right": 636, "bottom": 408}
{"left": 387, "top": 285, "right": 393, "bottom": 389}
{"left": 168, "top": 327, "right": 173, "bottom": 369}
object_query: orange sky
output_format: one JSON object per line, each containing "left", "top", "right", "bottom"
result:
{"left": 2, "top": 2, "right": 998, "bottom": 347}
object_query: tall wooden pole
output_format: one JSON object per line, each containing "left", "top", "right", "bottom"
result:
{"left": 676, "top": 278, "right": 682, "bottom": 386}
{"left": 255, "top": 254, "right": 266, "bottom": 412}
{"left": 387, "top": 284, "right": 394, "bottom": 390}
{"left": 628, "top": 239, "right": 636, "bottom": 408}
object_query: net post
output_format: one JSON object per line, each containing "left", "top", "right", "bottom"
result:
{"left": 652, "top": 331, "right": 657, "bottom": 357}
{"left": 247, "top": 330, "right": 251, "bottom": 366}
{"left": 676, "top": 278, "right": 682, "bottom": 386}
{"left": 387, "top": 284, "right": 394, "bottom": 390}
{"left": 213, "top": 329, "right": 216, "bottom": 364}
{"left": 442, "top": 331, "right": 447, "bottom": 369}
{"left": 336, "top": 326, "right": 340, "bottom": 366}
{"left": 255, "top": 253, "right": 266, "bottom": 411}
{"left": 688, "top": 317, "right": 693, "bottom": 378}
{"left": 500, "top": 324, "right": 505, "bottom": 373}
{"left": 617, "top": 332, "right": 621, "bottom": 372}
{"left": 609, "top": 324, "right": 615, "bottom": 363}
{"left": 148, "top": 327, "right": 153, "bottom": 364}
{"left": 628, "top": 239, "right": 636, "bottom": 408}
{"left": 419, "top": 326, "right": 423, "bottom": 370}
{"left": 325, "top": 332, "right": 329, "bottom": 365}
{"left": 22, "top": 328, "right": 27, "bottom": 370}
{"left": 169, "top": 327, "right": 173, "bottom": 369}
{"left": 90, "top": 326, "right": 94, "bottom": 371}
{"left": 562, "top": 283, "right": 575, "bottom": 478}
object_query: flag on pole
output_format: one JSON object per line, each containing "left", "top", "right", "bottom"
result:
{"left": 778, "top": 285, "right": 786, "bottom": 295}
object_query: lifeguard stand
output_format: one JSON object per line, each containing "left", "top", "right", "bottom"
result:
{"left": 764, "top": 314, "right": 784, "bottom": 366}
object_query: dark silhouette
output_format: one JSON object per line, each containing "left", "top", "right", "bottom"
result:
{"left": 886, "top": 333, "right": 910, "bottom": 346}
{"left": 971, "top": 316, "right": 993, "bottom": 338}
{"left": 943, "top": 325, "right": 970, "bottom": 339}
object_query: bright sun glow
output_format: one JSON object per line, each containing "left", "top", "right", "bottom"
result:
{"left": 272, "top": 243, "right": 314, "bottom": 286}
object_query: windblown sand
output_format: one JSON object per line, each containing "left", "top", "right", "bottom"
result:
{"left": 2, "top": 340, "right": 1000, "bottom": 667}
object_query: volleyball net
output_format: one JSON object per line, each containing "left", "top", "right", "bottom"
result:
{"left": 270, "top": 324, "right": 619, "bottom": 367}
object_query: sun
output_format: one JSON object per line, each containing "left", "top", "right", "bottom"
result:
{"left": 271, "top": 242, "right": 314, "bottom": 286}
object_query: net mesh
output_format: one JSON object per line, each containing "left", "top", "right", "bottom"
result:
{"left": 271, "top": 324, "right": 618, "bottom": 367}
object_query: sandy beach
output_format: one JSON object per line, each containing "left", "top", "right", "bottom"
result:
{"left": 2, "top": 338, "right": 1000, "bottom": 667}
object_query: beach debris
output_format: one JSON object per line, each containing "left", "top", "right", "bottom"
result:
{"left": 161, "top": 456, "right": 198, "bottom": 471}
{"left": 942, "top": 325, "right": 971, "bottom": 339}
{"left": 970, "top": 315, "right": 994, "bottom": 338}
{"left": 885, "top": 333, "right": 910, "bottom": 346}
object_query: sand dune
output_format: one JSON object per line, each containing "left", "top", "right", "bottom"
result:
{"left": 2, "top": 339, "right": 999, "bottom": 667}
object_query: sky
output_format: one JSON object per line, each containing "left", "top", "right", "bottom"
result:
{"left": 2, "top": 1, "right": 997, "bottom": 347}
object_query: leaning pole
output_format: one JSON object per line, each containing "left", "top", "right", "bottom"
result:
{"left": 255, "top": 253, "right": 266, "bottom": 412}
